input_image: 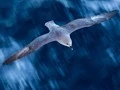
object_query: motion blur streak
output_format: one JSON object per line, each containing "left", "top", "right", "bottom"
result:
{"left": 0, "top": 0, "right": 120, "bottom": 90}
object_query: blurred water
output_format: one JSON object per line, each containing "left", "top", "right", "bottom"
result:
{"left": 0, "top": 0, "right": 120, "bottom": 90}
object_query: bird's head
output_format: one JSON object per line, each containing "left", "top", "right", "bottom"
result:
{"left": 57, "top": 35, "right": 72, "bottom": 48}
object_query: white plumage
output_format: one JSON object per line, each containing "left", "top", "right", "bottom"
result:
{"left": 3, "top": 10, "right": 118, "bottom": 65}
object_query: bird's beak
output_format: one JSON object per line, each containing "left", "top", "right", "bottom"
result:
{"left": 69, "top": 46, "right": 73, "bottom": 50}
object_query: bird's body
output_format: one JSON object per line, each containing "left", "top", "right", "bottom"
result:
{"left": 3, "top": 10, "right": 118, "bottom": 65}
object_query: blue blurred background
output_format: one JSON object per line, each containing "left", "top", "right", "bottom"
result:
{"left": 0, "top": 0, "right": 120, "bottom": 90}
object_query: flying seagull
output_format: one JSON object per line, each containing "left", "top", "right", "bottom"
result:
{"left": 3, "top": 10, "right": 118, "bottom": 65}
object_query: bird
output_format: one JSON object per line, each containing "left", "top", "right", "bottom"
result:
{"left": 3, "top": 10, "right": 118, "bottom": 65}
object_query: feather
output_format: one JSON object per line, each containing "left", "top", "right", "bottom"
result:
{"left": 3, "top": 10, "right": 118, "bottom": 65}
{"left": 62, "top": 10, "right": 118, "bottom": 34}
{"left": 3, "top": 33, "right": 55, "bottom": 64}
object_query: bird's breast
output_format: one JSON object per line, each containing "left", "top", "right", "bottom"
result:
{"left": 49, "top": 26, "right": 68, "bottom": 40}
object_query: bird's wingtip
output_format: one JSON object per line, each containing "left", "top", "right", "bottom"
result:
{"left": 105, "top": 10, "right": 118, "bottom": 19}
{"left": 0, "top": 61, "right": 6, "bottom": 67}
{"left": 2, "top": 60, "right": 9, "bottom": 65}
{"left": 2, "top": 61, "right": 7, "bottom": 65}
{"left": 110, "top": 10, "right": 119, "bottom": 15}
{"left": 112, "top": 10, "right": 119, "bottom": 13}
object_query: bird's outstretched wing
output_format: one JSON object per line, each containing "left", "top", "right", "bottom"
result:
{"left": 62, "top": 10, "right": 118, "bottom": 34}
{"left": 3, "top": 33, "right": 54, "bottom": 65}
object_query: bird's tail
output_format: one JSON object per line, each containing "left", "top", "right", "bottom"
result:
{"left": 91, "top": 10, "right": 118, "bottom": 23}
